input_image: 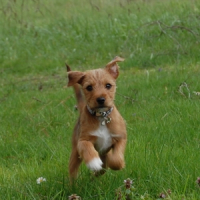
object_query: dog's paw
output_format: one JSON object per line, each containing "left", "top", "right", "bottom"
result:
{"left": 87, "top": 157, "right": 103, "bottom": 171}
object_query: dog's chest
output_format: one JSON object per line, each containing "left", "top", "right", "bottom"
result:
{"left": 91, "top": 125, "right": 112, "bottom": 153}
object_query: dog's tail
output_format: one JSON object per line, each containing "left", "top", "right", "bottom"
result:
{"left": 66, "top": 64, "right": 85, "bottom": 111}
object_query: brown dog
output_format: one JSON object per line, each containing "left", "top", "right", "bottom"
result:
{"left": 67, "top": 57, "right": 127, "bottom": 180}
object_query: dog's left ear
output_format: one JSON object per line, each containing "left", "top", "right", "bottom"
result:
{"left": 105, "top": 56, "right": 124, "bottom": 79}
{"left": 67, "top": 71, "right": 85, "bottom": 86}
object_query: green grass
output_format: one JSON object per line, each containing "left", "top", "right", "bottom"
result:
{"left": 1, "top": 0, "right": 200, "bottom": 199}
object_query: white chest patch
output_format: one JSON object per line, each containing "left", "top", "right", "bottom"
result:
{"left": 91, "top": 125, "right": 112, "bottom": 153}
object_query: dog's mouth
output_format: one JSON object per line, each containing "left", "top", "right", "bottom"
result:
{"left": 95, "top": 107, "right": 111, "bottom": 113}
{"left": 87, "top": 105, "right": 113, "bottom": 116}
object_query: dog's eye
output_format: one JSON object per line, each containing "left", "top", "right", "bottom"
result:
{"left": 86, "top": 85, "right": 93, "bottom": 91}
{"left": 105, "top": 83, "right": 112, "bottom": 89}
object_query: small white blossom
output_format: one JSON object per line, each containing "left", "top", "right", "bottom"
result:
{"left": 193, "top": 91, "right": 200, "bottom": 96}
{"left": 36, "top": 177, "right": 46, "bottom": 184}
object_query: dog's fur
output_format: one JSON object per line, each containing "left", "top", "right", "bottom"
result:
{"left": 67, "top": 57, "right": 127, "bottom": 180}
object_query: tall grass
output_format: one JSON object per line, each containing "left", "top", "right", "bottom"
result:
{"left": 1, "top": 0, "right": 200, "bottom": 199}
{"left": 1, "top": 0, "right": 200, "bottom": 75}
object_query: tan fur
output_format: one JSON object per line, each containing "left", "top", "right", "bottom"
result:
{"left": 67, "top": 57, "right": 127, "bottom": 181}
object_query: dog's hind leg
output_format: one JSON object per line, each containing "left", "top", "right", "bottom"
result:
{"left": 69, "top": 148, "right": 82, "bottom": 180}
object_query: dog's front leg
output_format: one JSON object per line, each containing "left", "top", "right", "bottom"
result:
{"left": 107, "top": 138, "right": 126, "bottom": 170}
{"left": 78, "top": 140, "right": 103, "bottom": 171}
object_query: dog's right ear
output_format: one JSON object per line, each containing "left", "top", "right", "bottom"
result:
{"left": 105, "top": 56, "right": 124, "bottom": 79}
{"left": 67, "top": 71, "right": 85, "bottom": 86}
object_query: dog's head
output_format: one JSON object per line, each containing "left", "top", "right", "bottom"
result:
{"left": 67, "top": 56, "right": 124, "bottom": 110}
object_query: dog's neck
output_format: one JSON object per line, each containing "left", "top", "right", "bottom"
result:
{"left": 86, "top": 105, "right": 113, "bottom": 125}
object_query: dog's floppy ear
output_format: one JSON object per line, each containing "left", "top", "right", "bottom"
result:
{"left": 67, "top": 70, "right": 85, "bottom": 86}
{"left": 105, "top": 56, "right": 124, "bottom": 79}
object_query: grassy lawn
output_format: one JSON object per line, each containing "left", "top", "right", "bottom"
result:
{"left": 1, "top": 0, "right": 200, "bottom": 199}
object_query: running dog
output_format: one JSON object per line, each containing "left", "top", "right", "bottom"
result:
{"left": 67, "top": 56, "right": 127, "bottom": 180}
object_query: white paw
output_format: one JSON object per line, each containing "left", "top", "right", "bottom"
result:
{"left": 87, "top": 158, "right": 103, "bottom": 171}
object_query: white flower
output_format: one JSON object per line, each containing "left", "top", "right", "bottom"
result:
{"left": 36, "top": 177, "right": 46, "bottom": 184}
{"left": 193, "top": 91, "right": 200, "bottom": 96}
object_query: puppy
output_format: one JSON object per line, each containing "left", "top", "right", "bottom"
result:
{"left": 67, "top": 56, "right": 127, "bottom": 180}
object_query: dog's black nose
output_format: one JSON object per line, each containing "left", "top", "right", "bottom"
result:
{"left": 96, "top": 97, "right": 105, "bottom": 105}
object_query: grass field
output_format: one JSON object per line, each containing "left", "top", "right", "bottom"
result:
{"left": 1, "top": 0, "right": 200, "bottom": 199}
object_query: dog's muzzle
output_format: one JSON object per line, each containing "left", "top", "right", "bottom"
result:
{"left": 87, "top": 105, "right": 113, "bottom": 125}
